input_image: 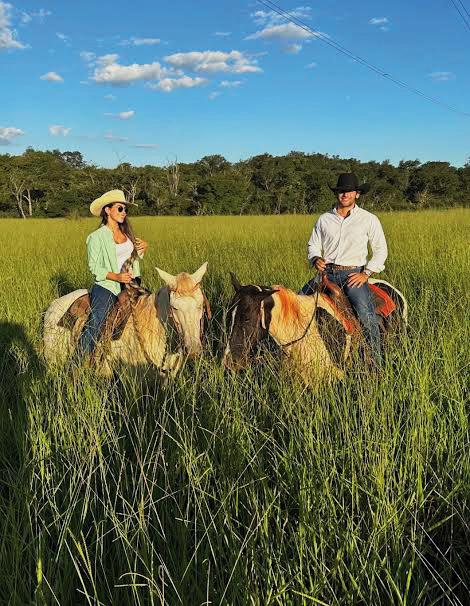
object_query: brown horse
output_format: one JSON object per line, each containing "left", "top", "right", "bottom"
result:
{"left": 223, "top": 273, "right": 407, "bottom": 385}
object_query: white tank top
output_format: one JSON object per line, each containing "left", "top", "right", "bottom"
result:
{"left": 116, "top": 238, "right": 134, "bottom": 271}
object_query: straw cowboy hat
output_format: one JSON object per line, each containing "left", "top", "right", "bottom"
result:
{"left": 90, "top": 189, "right": 128, "bottom": 217}
{"left": 329, "top": 173, "right": 370, "bottom": 195}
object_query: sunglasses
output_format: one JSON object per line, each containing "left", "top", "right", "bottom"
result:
{"left": 115, "top": 205, "right": 127, "bottom": 213}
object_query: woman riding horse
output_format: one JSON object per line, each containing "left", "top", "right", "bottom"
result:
{"left": 78, "top": 189, "right": 148, "bottom": 358}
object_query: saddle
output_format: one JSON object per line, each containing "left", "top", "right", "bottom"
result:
{"left": 318, "top": 274, "right": 396, "bottom": 335}
{"left": 58, "top": 289, "right": 134, "bottom": 341}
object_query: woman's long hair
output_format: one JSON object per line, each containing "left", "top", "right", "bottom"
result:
{"left": 100, "top": 204, "right": 138, "bottom": 261}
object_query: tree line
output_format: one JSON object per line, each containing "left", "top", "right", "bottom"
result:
{"left": 0, "top": 147, "right": 469, "bottom": 218}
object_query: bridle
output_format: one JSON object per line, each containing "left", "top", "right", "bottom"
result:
{"left": 120, "top": 257, "right": 211, "bottom": 365}
{"left": 161, "top": 283, "right": 211, "bottom": 354}
{"left": 259, "top": 285, "right": 321, "bottom": 350}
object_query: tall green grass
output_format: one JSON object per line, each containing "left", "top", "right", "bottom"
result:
{"left": 0, "top": 210, "right": 469, "bottom": 605}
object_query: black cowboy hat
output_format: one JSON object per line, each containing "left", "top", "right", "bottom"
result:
{"left": 329, "top": 173, "right": 370, "bottom": 194}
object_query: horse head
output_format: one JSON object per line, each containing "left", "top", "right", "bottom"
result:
{"left": 223, "top": 272, "right": 277, "bottom": 370}
{"left": 156, "top": 262, "right": 210, "bottom": 358}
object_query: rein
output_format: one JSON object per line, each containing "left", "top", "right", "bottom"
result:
{"left": 121, "top": 259, "right": 155, "bottom": 365}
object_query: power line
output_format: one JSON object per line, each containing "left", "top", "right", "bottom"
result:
{"left": 256, "top": 0, "right": 470, "bottom": 119}
{"left": 455, "top": 0, "right": 470, "bottom": 21}
{"left": 449, "top": 0, "right": 470, "bottom": 32}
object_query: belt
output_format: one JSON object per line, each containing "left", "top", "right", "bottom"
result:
{"left": 325, "top": 263, "right": 361, "bottom": 271}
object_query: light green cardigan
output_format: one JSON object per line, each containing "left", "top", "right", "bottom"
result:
{"left": 86, "top": 225, "right": 142, "bottom": 296}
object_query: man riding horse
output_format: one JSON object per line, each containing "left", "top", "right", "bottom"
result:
{"left": 301, "top": 173, "right": 388, "bottom": 366}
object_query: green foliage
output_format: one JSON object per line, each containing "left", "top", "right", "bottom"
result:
{"left": 0, "top": 211, "right": 469, "bottom": 604}
{"left": 0, "top": 149, "right": 468, "bottom": 218}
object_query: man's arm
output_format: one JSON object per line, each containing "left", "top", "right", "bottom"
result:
{"left": 365, "top": 216, "right": 388, "bottom": 274}
{"left": 307, "top": 219, "right": 323, "bottom": 266}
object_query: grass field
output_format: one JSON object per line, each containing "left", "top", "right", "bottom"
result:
{"left": 0, "top": 210, "right": 469, "bottom": 605}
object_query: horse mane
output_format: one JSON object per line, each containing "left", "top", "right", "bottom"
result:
{"left": 174, "top": 273, "right": 199, "bottom": 296}
{"left": 272, "top": 286, "right": 303, "bottom": 326}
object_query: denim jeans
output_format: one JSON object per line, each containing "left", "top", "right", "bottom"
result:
{"left": 301, "top": 268, "right": 382, "bottom": 365}
{"left": 77, "top": 284, "right": 117, "bottom": 356}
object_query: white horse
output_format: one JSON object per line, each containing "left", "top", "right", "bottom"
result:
{"left": 43, "top": 263, "right": 210, "bottom": 376}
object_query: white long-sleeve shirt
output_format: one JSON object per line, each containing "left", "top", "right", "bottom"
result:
{"left": 307, "top": 205, "right": 388, "bottom": 274}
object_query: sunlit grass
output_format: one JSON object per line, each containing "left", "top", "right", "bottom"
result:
{"left": 0, "top": 209, "right": 469, "bottom": 604}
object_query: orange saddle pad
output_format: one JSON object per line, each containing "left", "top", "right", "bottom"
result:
{"left": 369, "top": 283, "right": 396, "bottom": 317}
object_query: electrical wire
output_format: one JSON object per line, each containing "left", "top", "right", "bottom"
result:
{"left": 449, "top": 0, "right": 470, "bottom": 32}
{"left": 256, "top": 0, "right": 470, "bottom": 118}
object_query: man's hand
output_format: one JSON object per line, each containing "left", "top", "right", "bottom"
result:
{"left": 314, "top": 257, "right": 326, "bottom": 272}
{"left": 135, "top": 238, "right": 148, "bottom": 256}
{"left": 347, "top": 272, "right": 369, "bottom": 288}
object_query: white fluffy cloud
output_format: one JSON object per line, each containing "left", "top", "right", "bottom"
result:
{"left": 132, "top": 143, "right": 159, "bottom": 149}
{"left": 219, "top": 80, "right": 242, "bottom": 88}
{"left": 0, "top": 126, "right": 24, "bottom": 145}
{"left": 284, "top": 43, "right": 302, "bottom": 54}
{"left": 120, "top": 37, "right": 161, "bottom": 46}
{"left": 80, "top": 50, "right": 96, "bottom": 63}
{"left": 49, "top": 125, "right": 71, "bottom": 136}
{"left": 56, "top": 32, "right": 68, "bottom": 41}
{"left": 164, "top": 50, "right": 262, "bottom": 74}
{"left": 148, "top": 76, "right": 207, "bottom": 92}
{"left": 214, "top": 31, "right": 231, "bottom": 37}
{"left": 251, "top": 6, "right": 312, "bottom": 27}
{"left": 246, "top": 6, "right": 325, "bottom": 46}
{"left": 89, "top": 50, "right": 261, "bottom": 91}
{"left": 428, "top": 71, "right": 455, "bottom": 82}
{"left": 105, "top": 110, "right": 135, "bottom": 119}
{"left": 104, "top": 132, "right": 128, "bottom": 141}
{"left": 246, "top": 22, "right": 316, "bottom": 41}
{"left": 92, "top": 54, "right": 167, "bottom": 84}
{"left": 40, "top": 71, "right": 63, "bottom": 82}
{"left": 209, "top": 91, "right": 221, "bottom": 100}
{"left": 21, "top": 8, "right": 51, "bottom": 24}
{"left": 369, "top": 17, "right": 388, "bottom": 25}
{"left": 95, "top": 53, "right": 119, "bottom": 66}
{"left": 0, "top": 1, "right": 27, "bottom": 49}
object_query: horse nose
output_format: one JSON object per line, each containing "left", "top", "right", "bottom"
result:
{"left": 186, "top": 341, "right": 203, "bottom": 358}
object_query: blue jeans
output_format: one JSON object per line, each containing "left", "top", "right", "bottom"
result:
{"left": 301, "top": 268, "right": 382, "bottom": 365}
{"left": 77, "top": 284, "right": 117, "bottom": 356}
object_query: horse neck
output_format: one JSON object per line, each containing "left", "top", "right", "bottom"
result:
{"left": 269, "top": 291, "right": 317, "bottom": 345}
{"left": 133, "top": 293, "right": 161, "bottom": 335}
{"left": 130, "top": 293, "right": 166, "bottom": 364}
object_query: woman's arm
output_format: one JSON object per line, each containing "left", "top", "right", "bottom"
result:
{"left": 87, "top": 234, "right": 109, "bottom": 282}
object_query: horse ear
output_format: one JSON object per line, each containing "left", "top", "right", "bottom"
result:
{"left": 156, "top": 267, "right": 177, "bottom": 289}
{"left": 190, "top": 261, "right": 208, "bottom": 285}
{"left": 230, "top": 272, "right": 242, "bottom": 292}
{"left": 256, "top": 288, "right": 278, "bottom": 299}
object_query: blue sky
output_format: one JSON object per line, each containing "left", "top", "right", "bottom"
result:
{"left": 1, "top": 0, "right": 469, "bottom": 167}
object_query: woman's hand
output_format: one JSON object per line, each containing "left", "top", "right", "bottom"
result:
{"left": 106, "top": 271, "right": 134, "bottom": 283}
{"left": 118, "top": 272, "right": 134, "bottom": 283}
{"left": 347, "top": 272, "right": 369, "bottom": 288}
{"left": 314, "top": 257, "right": 326, "bottom": 272}
{"left": 135, "top": 238, "right": 148, "bottom": 257}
